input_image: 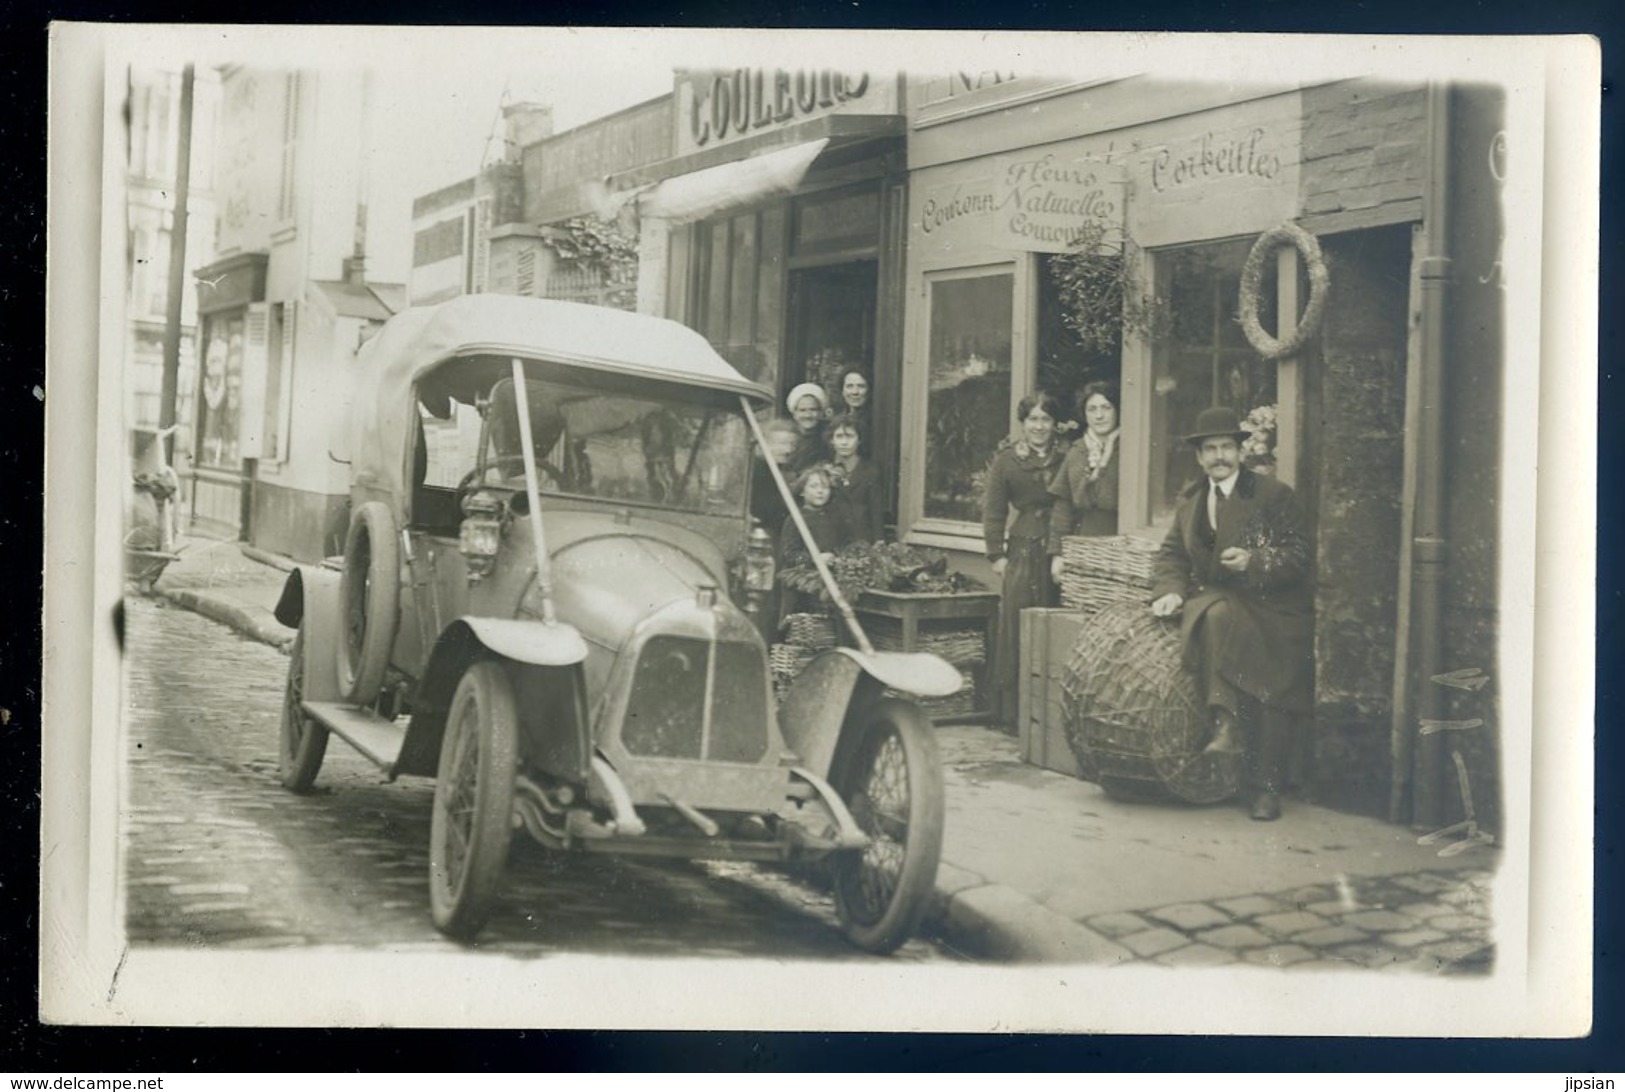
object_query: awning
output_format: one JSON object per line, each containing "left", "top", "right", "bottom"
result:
{"left": 588, "top": 138, "right": 829, "bottom": 225}
{"left": 587, "top": 111, "right": 904, "bottom": 225}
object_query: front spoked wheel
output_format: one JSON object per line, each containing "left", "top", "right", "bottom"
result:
{"left": 428, "top": 660, "right": 519, "bottom": 940}
{"left": 830, "top": 699, "right": 946, "bottom": 954}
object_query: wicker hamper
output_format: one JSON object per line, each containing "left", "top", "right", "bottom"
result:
{"left": 1058, "top": 534, "right": 1161, "bottom": 614}
{"left": 1059, "top": 600, "right": 1241, "bottom": 803}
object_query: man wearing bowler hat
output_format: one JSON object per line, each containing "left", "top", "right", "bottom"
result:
{"left": 1150, "top": 406, "right": 1314, "bottom": 821}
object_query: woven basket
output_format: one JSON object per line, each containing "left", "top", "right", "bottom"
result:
{"left": 1059, "top": 535, "right": 1160, "bottom": 614}
{"left": 865, "top": 616, "right": 987, "bottom": 666}
{"left": 770, "top": 643, "right": 819, "bottom": 701}
{"left": 783, "top": 612, "right": 838, "bottom": 650}
{"left": 1058, "top": 600, "right": 1240, "bottom": 804}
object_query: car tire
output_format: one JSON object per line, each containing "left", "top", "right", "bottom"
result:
{"left": 279, "top": 628, "right": 330, "bottom": 792}
{"left": 428, "top": 659, "right": 519, "bottom": 941}
{"left": 336, "top": 501, "right": 400, "bottom": 705}
{"left": 830, "top": 698, "right": 946, "bottom": 955}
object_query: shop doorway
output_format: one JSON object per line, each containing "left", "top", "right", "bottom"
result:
{"left": 786, "top": 261, "right": 877, "bottom": 411}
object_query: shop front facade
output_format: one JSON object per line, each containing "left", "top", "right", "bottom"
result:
{"left": 608, "top": 69, "right": 910, "bottom": 527}
{"left": 608, "top": 68, "right": 1504, "bottom": 830}
{"left": 897, "top": 74, "right": 1505, "bottom": 830}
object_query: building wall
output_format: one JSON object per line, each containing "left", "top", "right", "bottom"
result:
{"left": 215, "top": 68, "right": 291, "bottom": 260}
{"left": 249, "top": 302, "right": 369, "bottom": 559}
{"left": 1434, "top": 84, "right": 1506, "bottom": 837}
{"left": 125, "top": 67, "right": 219, "bottom": 437}
{"left": 1307, "top": 224, "right": 1414, "bottom": 816}
{"left": 409, "top": 164, "right": 533, "bottom": 305}
{"left": 207, "top": 66, "right": 395, "bottom": 558}
{"left": 1300, "top": 81, "right": 1428, "bottom": 227}
{"left": 523, "top": 96, "right": 673, "bottom": 225}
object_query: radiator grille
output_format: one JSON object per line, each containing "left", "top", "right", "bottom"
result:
{"left": 622, "top": 636, "right": 768, "bottom": 764}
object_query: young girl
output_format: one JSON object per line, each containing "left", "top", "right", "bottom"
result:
{"left": 780, "top": 465, "right": 853, "bottom": 570}
{"left": 826, "top": 413, "right": 884, "bottom": 544}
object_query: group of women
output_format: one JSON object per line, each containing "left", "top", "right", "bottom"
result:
{"left": 753, "top": 365, "right": 1123, "bottom": 734}
{"left": 749, "top": 371, "right": 884, "bottom": 626}
{"left": 982, "top": 381, "right": 1121, "bottom": 728}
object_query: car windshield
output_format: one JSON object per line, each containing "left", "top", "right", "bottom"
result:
{"left": 480, "top": 374, "right": 751, "bottom": 518}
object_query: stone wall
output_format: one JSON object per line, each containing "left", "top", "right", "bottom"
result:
{"left": 1307, "top": 224, "right": 1414, "bottom": 817}
{"left": 1300, "top": 81, "right": 1427, "bottom": 223}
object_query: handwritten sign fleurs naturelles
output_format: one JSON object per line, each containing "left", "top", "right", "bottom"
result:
{"left": 918, "top": 152, "right": 1125, "bottom": 253}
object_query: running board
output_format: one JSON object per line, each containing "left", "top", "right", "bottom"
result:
{"left": 302, "top": 701, "right": 407, "bottom": 773}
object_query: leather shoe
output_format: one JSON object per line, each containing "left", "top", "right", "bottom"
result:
{"left": 1204, "top": 710, "right": 1242, "bottom": 755}
{"left": 1249, "top": 791, "right": 1282, "bottom": 821}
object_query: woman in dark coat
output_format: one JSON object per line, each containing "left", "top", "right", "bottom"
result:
{"left": 982, "top": 390, "right": 1068, "bottom": 730}
{"left": 827, "top": 413, "right": 885, "bottom": 543}
{"left": 1047, "top": 380, "right": 1122, "bottom": 582}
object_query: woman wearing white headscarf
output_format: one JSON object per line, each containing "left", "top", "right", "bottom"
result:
{"left": 784, "top": 381, "right": 831, "bottom": 475}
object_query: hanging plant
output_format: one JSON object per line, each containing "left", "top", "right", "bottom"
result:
{"left": 1047, "top": 220, "right": 1172, "bottom": 355}
{"left": 543, "top": 217, "right": 639, "bottom": 285}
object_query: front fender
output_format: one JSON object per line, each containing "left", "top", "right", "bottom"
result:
{"left": 775, "top": 650, "right": 886, "bottom": 778}
{"left": 462, "top": 616, "right": 588, "bottom": 667}
{"left": 275, "top": 566, "right": 343, "bottom": 703}
{"left": 396, "top": 617, "right": 590, "bottom": 779}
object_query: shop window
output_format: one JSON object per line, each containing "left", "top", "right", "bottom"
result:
{"left": 1035, "top": 252, "right": 1120, "bottom": 421}
{"left": 693, "top": 207, "right": 785, "bottom": 389}
{"left": 921, "top": 268, "right": 1015, "bottom": 525}
{"left": 1147, "top": 238, "right": 1278, "bottom": 523}
{"left": 196, "top": 312, "right": 245, "bottom": 470}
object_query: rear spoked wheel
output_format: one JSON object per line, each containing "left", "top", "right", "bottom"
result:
{"left": 279, "top": 629, "right": 329, "bottom": 792}
{"left": 830, "top": 699, "right": 946, "bottom": 954}
{"left": 428, "top": 660, "right": 518, "bottom": 940}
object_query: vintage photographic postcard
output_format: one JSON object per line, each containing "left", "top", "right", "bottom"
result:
{"left": 42, "top": 24, "right": 1596, "bottom": 1034}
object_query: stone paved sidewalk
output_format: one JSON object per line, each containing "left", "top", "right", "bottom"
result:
{"left": 1091, "top": 868, "right": 1494, "bottom": 972}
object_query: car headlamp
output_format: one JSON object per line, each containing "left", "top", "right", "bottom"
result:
{"left": 743, "top": 524, "right": 776, "bottom": 593}
{"left": 459, "top": 489, "right": 505, "bottom": 580}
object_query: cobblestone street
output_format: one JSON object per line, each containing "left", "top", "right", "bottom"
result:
{"left": 121, "top": 595, "right": 953, "bottom": 962}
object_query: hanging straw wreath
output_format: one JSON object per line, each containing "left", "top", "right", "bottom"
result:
{"left": 1238, "top": 222, "right": 1330, "bottom": 361}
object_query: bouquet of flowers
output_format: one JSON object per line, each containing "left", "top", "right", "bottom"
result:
{"left": 1242, "top": 403, "right": 1278, "bottom": 475}
{"left": 779, "top": 539, "right": 988, "bottom": 606}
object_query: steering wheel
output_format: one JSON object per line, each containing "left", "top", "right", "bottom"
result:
{"left": 455, "top": 456, "right": 566, "bottom": 503}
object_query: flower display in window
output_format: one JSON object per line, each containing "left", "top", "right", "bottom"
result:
{"left": 1242, "top": 403, "right": 1278, "bottom": 475}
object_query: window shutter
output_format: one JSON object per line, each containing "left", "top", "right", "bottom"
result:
{"left": 275, "top": 300, "right": 296, "bottom": 462}
{"left": 238, "top": 302, "right": 270, "bottom": 457}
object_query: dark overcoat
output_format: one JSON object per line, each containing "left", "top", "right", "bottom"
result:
{"left": 831, "top": 457, "right": 885, "bottom": 543}
{"left": 1046, "top": 441, "right": 1119, "bottom": 548}
{"left": 1150, "top": 467, "right": 1315, "bottom": 713}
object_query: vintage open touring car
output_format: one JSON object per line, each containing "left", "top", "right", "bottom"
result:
{"left": 272, "top": 294, "right": 960, "bottom": 953}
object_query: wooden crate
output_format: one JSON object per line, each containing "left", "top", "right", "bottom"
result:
{"left": 1018, "top": 608, "right": 1090, "bottom": 778}
{"left": 855, "top": 589, "right": 1001, "bottom": 722}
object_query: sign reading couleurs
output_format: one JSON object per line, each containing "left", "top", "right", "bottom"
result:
{"left": 676, "top": 69, "right": 887, "bottom": 153}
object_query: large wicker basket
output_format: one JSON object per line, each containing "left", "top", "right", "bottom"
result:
{"left": 1059, "top": 600, "right": 1241, "bottom": 804}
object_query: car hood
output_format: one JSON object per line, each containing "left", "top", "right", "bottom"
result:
{"left": 544, "top": 510, "right": 732, "bottom": 651}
